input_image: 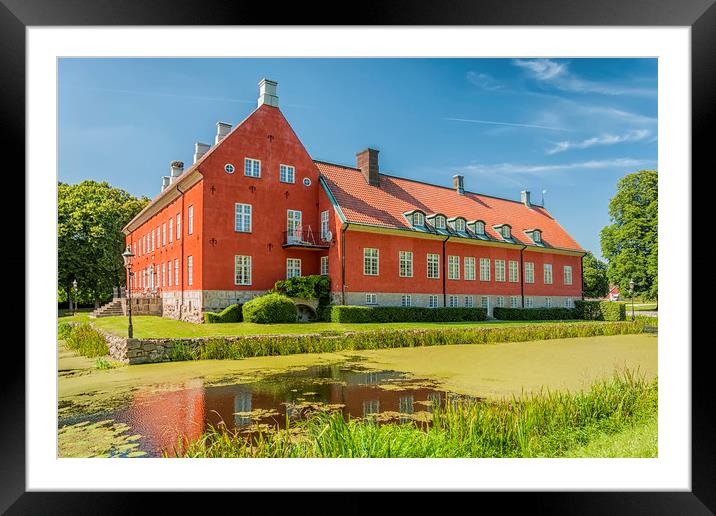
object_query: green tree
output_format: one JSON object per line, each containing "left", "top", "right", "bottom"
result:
{"left": 582, "top": 251, "right": 609, "bottom": 298}
{"left": 600, "top": 170, "right": 658, "bottom": 302}
{"left": 58, "top": 181, "right": 149, "bottom": 307}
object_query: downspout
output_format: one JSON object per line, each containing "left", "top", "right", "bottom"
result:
{"left": 580, "top": 253, "right": 585, "bottom": 300}
{"left": 442, "top": 235, "right": 449, "bottom": 307}
{"left": 519, "top": 245, "right": 527, "bottom": 308}
{"left": 341, "top": 223, "right": 349, "bottom": 305}
{"left": 176, "top": 183, "right": 186, "bottom": 318}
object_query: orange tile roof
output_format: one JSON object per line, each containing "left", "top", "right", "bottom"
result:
{"left": 316, "top": 161, "right": 584, "bottom": 252}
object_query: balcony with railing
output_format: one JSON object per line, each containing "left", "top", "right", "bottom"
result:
{"left": 282, "top": 227, "right": 330, "bottom": 250}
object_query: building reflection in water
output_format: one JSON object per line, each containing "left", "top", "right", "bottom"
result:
{"left": 233, "top": 391, "right": 252, "bottom": 426}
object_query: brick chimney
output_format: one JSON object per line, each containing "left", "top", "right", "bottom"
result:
{"left": 356, "top": 148, "right": 380, "bottom": 186}
{"left": 453, "top": 174, "right": 465, "bottom": 195}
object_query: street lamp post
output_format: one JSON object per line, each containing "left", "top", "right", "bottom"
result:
{"left": 71, "top": 279, "right": 77, "bottom": 316}
{"left": 122, "top": 246, "right": 135, "bottom": 339}
{"left": 629, "top": 278, "right": 635, "bottom": 321}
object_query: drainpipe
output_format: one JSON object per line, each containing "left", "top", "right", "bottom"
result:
{"left": 519, "top": 245, "right": 527, "bottom": 308}
{"left": 341, "top": 223, "right": 349, "bottom": 305}
{"left": 176, "top": 183, "right": 186, "bottom": 318}
{"left": 442, "top": 235, "right": 449, "bottom": 307}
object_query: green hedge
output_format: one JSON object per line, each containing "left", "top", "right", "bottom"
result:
{"left": 166, "top": 321, "right": 647, "bottom": 361}
{"left": 242, "top": 293, "right": 297, "bottom": 324}
{"left": 575, "top": 300, "right": 626, "bottom": 321}
{"left": 271, "top": 275, "right": 330, "bottom": 303}
{"left": 328, "top": 306, "right": 487, "bottom": 323}
{"left": 64, "top": 323, "right": 108, "bottom": 357}
{"left": 493, "top": 307, "right": 579, "bottom": 321}
{"left": 204, "top": 303, "right": 243, "bottom": 324}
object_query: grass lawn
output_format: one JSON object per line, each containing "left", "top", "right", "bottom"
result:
{"left": 563, "top": 414, "right": 657, "bottom": 457}
{"left": 59, "top": 311, "right": 596, "bottom": 339}
{"left": 632, "top": 304, "right": 658, "bottom": 311}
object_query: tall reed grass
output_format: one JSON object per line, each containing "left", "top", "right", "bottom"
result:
{"left": 172, "top": 369, "right": 657, "bottom": 458}
{"left": 63, "top": 323, "right": 109, "bottom": 357}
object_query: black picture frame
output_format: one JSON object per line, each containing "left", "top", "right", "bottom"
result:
{"left": 4, "top": 0, "right": 712, "bottom": 513}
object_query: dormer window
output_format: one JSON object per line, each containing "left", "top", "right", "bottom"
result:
{"left": 525, "top": 229, "right": 542, "bottom": 243}
{"left": 470, "top": 220, "right": 486, "bottom": 235}
{"left": 413, "top": 212, "right": 424, "bottom": 226}
{"left": 449, "top": 217, "right": 466, "bottom": 232}
{"left": 434, "top": 215, "right": 446, "bottom": 229}
{"left": 493, "top": 224, "right": 512, "bottom": 240}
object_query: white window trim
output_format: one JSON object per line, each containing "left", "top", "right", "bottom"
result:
{"left": 320, "top": 256, "right": 329, "bottom": 276}
{"left": 235, "top": 255, "right": 252, "bottom": 286}
{"left": 495, "top": 259, "right": 506, "bottom": 282}
{"left": 235, "top": 203, "right": 252, "bottom": 233}
{"left": 399, "top": 251, "right": 413, "bottom": 278}
{"left": 363, "top": 248, "right": 379, "bottom": 276}
{"left": 480, "top": 258, "right": 491, "bottom": 281}
{"left": 525, "top": 262, "right": 535, "bottom": 284}
{"left": 287, "top": 258, "right": 302, "bottom": 279}
{"left": 366, "top": 293, "right": 378, "bottom": 305}
{"left": 244, "top": 157, "right": 261, "bottom": 178}
{"left": 427, "top": 253, "right": 440, "bottom": 279}
{"left": 279, "top": 164, "right": 296, "bottom": 184}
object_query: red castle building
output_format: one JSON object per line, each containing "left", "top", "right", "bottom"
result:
{"left": 123, "top": 79, "right": 585, "bottom": 322}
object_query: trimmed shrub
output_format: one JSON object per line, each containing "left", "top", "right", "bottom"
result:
{"left": 493, "top": 307, "right": 579, "bottom": 321}
{"left": 271, "top": 275, "right": 330, "bottom": 303}
{"left": 329, "top": 306, "right": 487, "bottom": 323}
{"left": 64, "top": 323, "right": 108, "bottom": 357}
{"left": 204, "top": 303, "right": 243, "bottom": 324}
{"left": 171, "top": 321, "right": 647, "bottom": 362}
{"left": 242, "top": 293, "right": 297, "bottom": 324}
{"left": 575, "top": 300, "right": 626, "bottom": 321}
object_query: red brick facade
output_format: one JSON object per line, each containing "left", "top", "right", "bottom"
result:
{"left": 123, "top": 80, "right": 585, "bottom": 321}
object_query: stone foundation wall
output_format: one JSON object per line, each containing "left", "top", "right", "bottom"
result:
{"left": 161, "top": 290, "right": 203, "bottom": 323}
{"left": 121, "top": 296, "right": 162, "bottom": 316}
{"left": 202, "top": 290, "right": 265, "bottom": 312}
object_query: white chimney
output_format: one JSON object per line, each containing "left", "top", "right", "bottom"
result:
{"left": 169, "top": 160, "right": 184, "bottom": 184}
{"left": 257, "top": 78, "right": 279, "bottom": 108}
{"left": 521, "top": 190, "right": 531, "bottom": 207}
{"left": 193, "top": 142, "right": 210, "bottom": 164}
{"left": 161, "top": 176, "right": 170, "bottom": 191}
{"left": 453, "top": 175, "right": 465, "bottom": 195}
{"left": 215, "top": 122, "right": 231, "bottom": 144}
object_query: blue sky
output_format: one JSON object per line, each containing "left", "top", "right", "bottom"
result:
{"left": 58, "top": 58, "right": 657, "bottom": 258}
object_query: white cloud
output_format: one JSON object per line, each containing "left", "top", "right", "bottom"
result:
{"left": 455, "top": 158, "right": 655, "bottom": 176}
{"left": 513, "top": 59, "right": 656, "bottom": 97}
{"left": 546, "top": 129, "right": 651, "bottom": 155}
{"left": 466, "top": 71, "right": 502, "bottom": 91}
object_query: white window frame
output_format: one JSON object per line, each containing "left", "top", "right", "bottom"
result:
{"left": 464, "top": 295, "right": 474, "bottom": 308}
{"left": 234, "top": 255, "right": 252, "bottom": 286}
{"left": 320, "top": 210, "right": 330, "bottom": 240}
{"left": 413, "top": 212, "right": 425, "bottom": 227}
{"left": 496, "top": 296, "right": 505, "bottom": 308}
{"left": 168, "top": 218, "right": 173, "bottom": 243}
{"left": 187, "top": 255, "right": 193, "bottom": 286}
{"left": 320, "top": 256, "right": 329, "bottom": 276}
{"left": 533, "top": 230, "right": 542, "bottom": 243}
{"left": 475, "top": 221, "right": 485, "bottom": 235}
{"left": 399, "top": 251, "right": 413, "bottom": 278}
{"left": 162, "top": 262, "right": 166, "bottom": 287}
{"left": 525, "top": 296, "right": 534, "bottom": 308}
{"left": 286, "top": 258, "right": 302, "bottom": 279}
{"left": 401, "top": 294, "right": 412, "bottom": 307}
{"left": 434, "top": 215, "right": 446, "bottom": 229}
{"left": 501, "top": 226, "right": 511, "bottom": 239}
{"left": 495, "top": 259, "right": 506, "bottom": 282}
{"left": 564, "top": 265, "right": 573, "bottom": 285}
{"left": 168, "top": 260, "right": 172, "bottom": 287}
{"left": 509, "top": 260, "right": 519, "bottom": 282}
{"left": 481, "top": 296, "right": 490, "bottom": 311}
{"left": 565, "top": 297, "right": 573, "bottom": 308}
{"left": 162, "top": 223, "right": 166, "bottom": 246}
{"left": 525, "top": 262, "right": 535, "bottom": 284}
{"left": 448, "top": 255, "right": 460, "bottom": 280}
{"left": 427, "top": 253, "right": 440, "bottom": 279}
{"left": 235, "top": 203, "right": 252, "bottom": 233}
{"left": 464, "top": 257, "right": 476, "bottom": 281}
{"left": 364, "top": 248, "right": 379, "bottom": 276}
{"left": 454, "top": 218, "right": 466, "bottom": 232}
{"left": 545, "top": 297, "right": 553, "bottom": 308}
{"left": 151, "top": 230, "right": 155, "bottom": 251}
{"left": 174, "top": 258, "right": 179, "bottom": 285}
{"left": 510, "top": 296, "right": 519, "bottom": 308}
{"left": 279, "top": 164, "right": 296, "bottom": 183}
{"left": 480, "top": 258, "right": 491, "bottom": 281}
{"left": 287, "top": 209, "right": 303, "bottom": 243}
{"left": 187, "top": 206, "right": 194, "bottom": 235}
{"left": 544, "top": 263, "right": 553, "bottom": 284}
{"left": 448, "top": 295, "right": 459, "bottom": 308}
{"left": 176, "top": 214, "right": 181, "bottom": 240}
{"left": 244, "top": 157, "right": 261, "bottom": 178}
{"left": 366, "top": 293, "right": 378, "bottom": 305}
{"left": 428, "top": 295, "right": 439, "bottom": 308}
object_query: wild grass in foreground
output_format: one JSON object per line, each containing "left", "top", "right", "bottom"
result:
{"left": 63, "top": 323, "right": 109, "bottom": 358}
{"left": 172, "top": 369, "right": 657, "bottom": 458}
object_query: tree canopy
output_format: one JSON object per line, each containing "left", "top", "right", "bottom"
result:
{"left": 582, "top": 251, "right": 609, "bottom": 299}
{"left": 600, "top": 170, "right": 658, "bottom": 301}
{"left": 58, "top": 180, "right": 149, "bottom": 306}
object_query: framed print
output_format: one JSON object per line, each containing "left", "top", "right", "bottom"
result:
{"left": 5, "top": 0, "right": 714, "bottom": 512}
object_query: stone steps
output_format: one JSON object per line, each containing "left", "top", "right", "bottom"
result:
{"left": 90, "top": 300, "right": 125, "bottom": 318}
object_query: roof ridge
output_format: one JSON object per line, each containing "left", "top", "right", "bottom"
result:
{"left": 318, "top": 160, "right": 547, "bottom": 210}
